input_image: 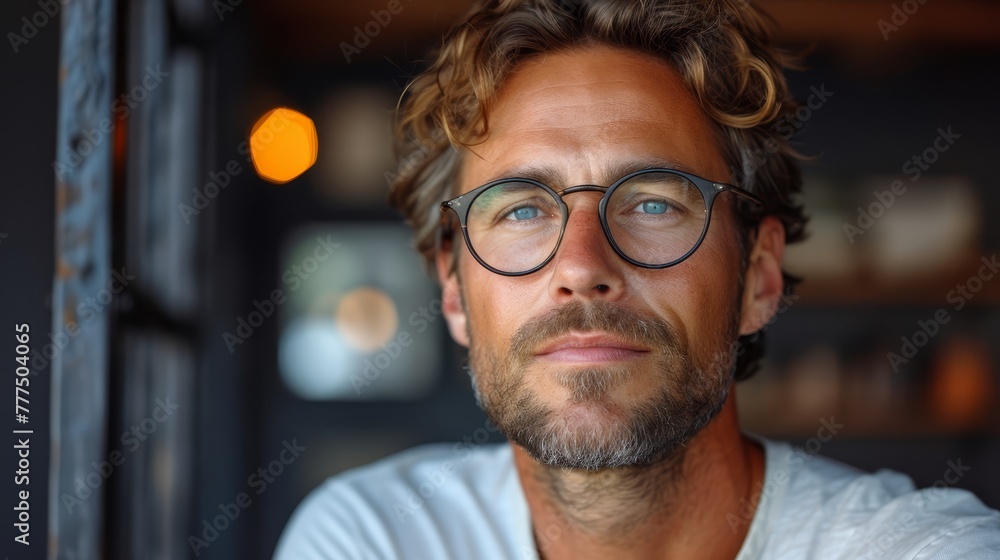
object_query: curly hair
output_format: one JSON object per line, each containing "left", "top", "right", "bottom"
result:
{"left": 388, "top": 0, "right": 808, "bottom": 380}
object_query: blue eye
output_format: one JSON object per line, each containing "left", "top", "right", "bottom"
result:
{"left": 640, "top": 200, "right": 668, "bottom": 214}
{"left": 507, "top": 206, "right": 540, "bottom": 220}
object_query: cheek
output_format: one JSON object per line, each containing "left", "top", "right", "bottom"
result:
{"left": 701, "top": 251, "right": 741, "bottom": 317}
{"left": 687, "top": 229, "right": 745, "bottom": 348}
{"left": 460, "top": 256, "right": 543, "bottom": 347}
{"left": 635, "top": 230, "right": 742, "bottom": 361}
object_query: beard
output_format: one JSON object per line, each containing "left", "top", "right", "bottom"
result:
{"left": 467, "top": 299, "right": 739, "bottom": 471}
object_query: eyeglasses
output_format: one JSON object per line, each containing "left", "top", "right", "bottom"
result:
{"left": 440, "top": 168, "right": 763, "bottom": 277}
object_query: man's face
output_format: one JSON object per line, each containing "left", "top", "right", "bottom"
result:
{"left": 442, "top": 45, "right": 750, "bottom": 470}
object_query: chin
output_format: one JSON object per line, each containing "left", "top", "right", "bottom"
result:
{"left": 497, "top": 388, "right": 700, "bottom": 471}
{"left": 555, "top": 396, "right": 629, "bottom": 428}
{"left": 471, "top": 327, "right": 736, "bottom": 470}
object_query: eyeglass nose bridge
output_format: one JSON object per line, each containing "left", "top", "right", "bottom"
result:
{"left": 550, "top": 183, "right": 615, "bottom": 234}
{"left": 556, "top": 184, "right": 610, "bottom": 197}
{"left": 542, "top": 184, "right": 625, "bottom": 273}
{"left": 551, "top": 184, "right": 613, "bottom": 223}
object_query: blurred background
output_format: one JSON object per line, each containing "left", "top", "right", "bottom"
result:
{"left": 1, "top": 0, "right": 999, "bottom": 558}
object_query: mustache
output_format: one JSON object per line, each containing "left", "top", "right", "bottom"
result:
{"left": 508, "top": 300, "right": 682, "bottom": 361}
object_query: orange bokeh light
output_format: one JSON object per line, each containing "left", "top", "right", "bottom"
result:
{"left": 249, "top": 107, "right": 318, "bottom": 184}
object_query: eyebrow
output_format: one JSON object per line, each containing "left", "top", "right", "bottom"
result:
{"left": 481, "top": 157, "right": 688, "bottom": 188}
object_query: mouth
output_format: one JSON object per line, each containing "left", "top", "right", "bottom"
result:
{"left": 534, "top": 332, "right": 649, "bottom": 364}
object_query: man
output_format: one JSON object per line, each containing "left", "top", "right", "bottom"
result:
{"left": 276, "top": 1, "right": 1000, "bottom": 558}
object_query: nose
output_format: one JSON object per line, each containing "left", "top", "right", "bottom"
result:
{"left": 546, "top": 195, "right": 626, "bottom": 302}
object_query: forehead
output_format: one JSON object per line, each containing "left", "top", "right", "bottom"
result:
{"left": 459, "top": 44, "right": 728, "bottom": 190}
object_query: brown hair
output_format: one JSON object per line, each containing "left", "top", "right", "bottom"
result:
{"left": 389, "top": 0, "right": 808, "bottom": 380}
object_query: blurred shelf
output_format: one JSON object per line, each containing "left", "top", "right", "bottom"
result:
{"left": 738, "top": 383, "right": 1000, "bottom": 439}
{"left": 793, "top": 251, "right": 1000, "bottom": 307}
{"left": 742, "top": 408, "right": 1000, "bottom": 439}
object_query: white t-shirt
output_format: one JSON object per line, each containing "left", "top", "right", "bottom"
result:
{"left": 274, "top": 437, "right": 1000, "bottom": 559}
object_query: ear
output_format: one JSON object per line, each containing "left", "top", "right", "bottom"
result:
{"left": 436, "top": 243, "right": 470, "bottom": 348}
{"left": 739, "top": 216, "right": 786, "bottom": 336}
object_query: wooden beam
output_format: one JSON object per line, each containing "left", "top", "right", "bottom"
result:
{"left": 757, "top": 0, "right": 1000, "bottom": 47}
{"left": 50, "top": 0, "right": 116, "bottom": 556}
{"left": 250, "top": 0, "right": 1000, "bottom": 62}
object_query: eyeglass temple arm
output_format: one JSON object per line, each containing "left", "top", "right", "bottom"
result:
{"left": 717, "top": 182, "right": 764, "bottom": 206}
{"left": 436, "top": 202, "right": 463, "bottom": 253}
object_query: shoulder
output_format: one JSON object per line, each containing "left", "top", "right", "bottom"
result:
{"left": 751, "top": 438, "right": 1000, "bottom": 560}
{"left": 274, "top": 442, "right": 530, "bottom": 560}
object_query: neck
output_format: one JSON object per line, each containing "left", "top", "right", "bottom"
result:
{"left": 512, "top": 396, "right": 763, "bottom": 560}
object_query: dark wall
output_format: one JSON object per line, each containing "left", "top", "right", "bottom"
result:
{"left": 0, "top": 0, "right": 58, "bottom": 556}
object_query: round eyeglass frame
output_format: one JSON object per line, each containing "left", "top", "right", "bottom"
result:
{"left": 439, "top": 168, "right": 763, "bottom": 277}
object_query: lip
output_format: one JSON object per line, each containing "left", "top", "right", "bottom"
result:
{"left": 535, "top": 333, "right": 649, "bottom": 363}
